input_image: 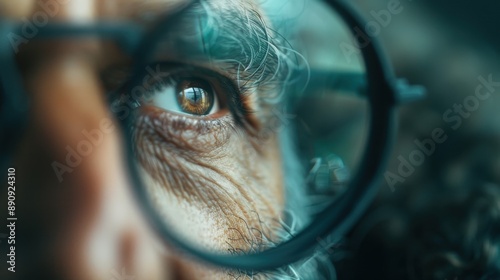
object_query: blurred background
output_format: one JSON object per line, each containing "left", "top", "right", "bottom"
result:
{"left": 326, "top": 0, "right": 500, "bottom": 279}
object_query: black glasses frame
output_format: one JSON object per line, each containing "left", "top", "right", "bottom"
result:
{"left": 0, "top": 0, "right": 423, "bottom": 273}
{"left": 123, "top": 0, "right": 404, "bottom": 272}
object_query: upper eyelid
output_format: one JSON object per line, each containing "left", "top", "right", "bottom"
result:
{"left": 103, "top": 61, "right": 258, "bottom": 130}
{"left": 104, "top": 61, "right": 250, "bottom": 105}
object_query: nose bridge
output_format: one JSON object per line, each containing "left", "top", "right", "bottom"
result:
{"left": 17, "top": 0, "right": 115, "bottom": 192}
{"left": 29, "top": 52, "right": 111, "bottom": 180}
{"left": 27, "top": 49, "right": 116, "bottom": 270}
{"left": 19, "top": 38, "right": 172, "bottom": 280}
{"left": 7, "top": 2, "right": 174, "bottom": 278}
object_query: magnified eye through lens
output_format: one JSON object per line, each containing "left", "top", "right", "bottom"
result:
{"left": 124, "top": 0, "right": 371, "bottom": 263}
{"left": 124, "top": 62, "right": 228, "bottom": 118}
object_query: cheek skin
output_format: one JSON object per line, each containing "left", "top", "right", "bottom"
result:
{"left": 134, "top": 107, "right": 284, "bottom": 253}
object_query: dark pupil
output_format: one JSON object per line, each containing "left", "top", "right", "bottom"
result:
{"left": 185, "top": 88, "right": 204, "bottom": 104}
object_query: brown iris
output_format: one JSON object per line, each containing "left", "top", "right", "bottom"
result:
{"left": 176, "top": 79, "right": 215, "bottom": 115}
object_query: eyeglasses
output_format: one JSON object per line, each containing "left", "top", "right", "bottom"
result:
{"left": 0, "top": 0, "right": 424, "bottom": 273}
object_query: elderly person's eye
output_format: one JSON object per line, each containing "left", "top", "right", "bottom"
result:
{"left": 174, "top": 79, "right": 218, "bottom": 116}
{"left": 148, "top": 73, "right": 222, "bottom": 117}
{"left": 108, "top": 62, "right": 247, "bottom": 136}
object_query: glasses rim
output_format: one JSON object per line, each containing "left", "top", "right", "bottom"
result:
{"left": 121, "top": 0, "right": 400, "bottom": 271}
{"left": 0, "top": 0, "right": 411, "bottom": 272}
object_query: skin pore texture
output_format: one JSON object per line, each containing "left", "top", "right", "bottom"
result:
{"left": 136, "top": 105, "right": 284, "bottom": 252}
{"left": 0, "top": 0, "right": 306, "bottom": 279}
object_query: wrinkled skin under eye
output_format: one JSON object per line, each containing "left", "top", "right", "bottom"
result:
{"left": 122, "top": 64, "right": 286, "bottom": 256}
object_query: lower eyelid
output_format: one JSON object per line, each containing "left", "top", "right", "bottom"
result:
{"left": 135, "top": 105, "right": 234, "bottom": 150}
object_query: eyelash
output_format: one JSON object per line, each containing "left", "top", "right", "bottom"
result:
{"left": 112, "top": 63, "right": 253, "bottom": 135}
